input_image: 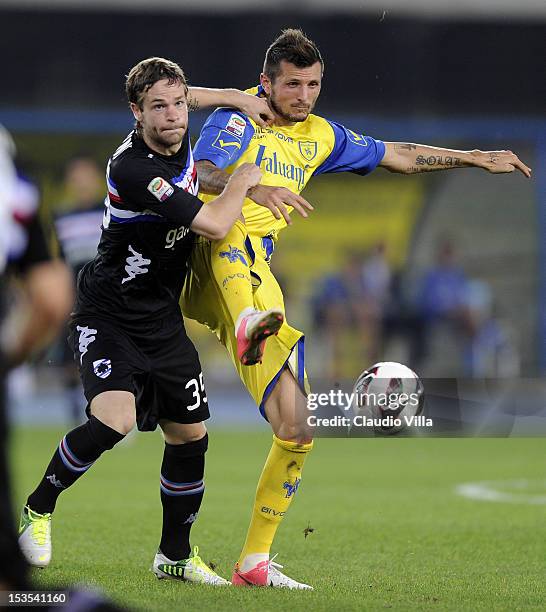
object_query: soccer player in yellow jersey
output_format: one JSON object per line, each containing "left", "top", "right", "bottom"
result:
{"left": 183, "top": 29, "right": 531, "bottom": 588}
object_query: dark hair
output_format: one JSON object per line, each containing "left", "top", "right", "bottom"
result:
{"left": 125, "top": 57, "right": 187, "bottom": 107}
{"left": 263, "top": 29, "right": 323, "bottom": 81}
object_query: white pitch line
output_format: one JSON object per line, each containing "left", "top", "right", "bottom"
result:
{"left": 455, "top": 480, "right": 546, "bottom": 505}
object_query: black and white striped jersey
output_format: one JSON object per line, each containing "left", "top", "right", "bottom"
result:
{"left": 75, "top": 130, "right": 203, "bottom": 323}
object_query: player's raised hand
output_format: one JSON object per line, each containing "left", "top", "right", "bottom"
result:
{"left": 474, "top": 150, "right": 532, "bottom": 178}
{"left": 236, "top": 93, "right": 274, "bottom": 127}
{"left": 230, "top": 163, "right": 263, "bottom": 190}
{"left": 248, "top": 184, "right": 314, "bottom": 225}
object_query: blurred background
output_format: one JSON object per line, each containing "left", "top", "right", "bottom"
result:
{"left": 1, "top": 0, "right": 544, "bottom": 427}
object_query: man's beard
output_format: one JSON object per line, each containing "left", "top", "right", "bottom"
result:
{"left": 269, "top": 94, "right": 312, "bottom": 123}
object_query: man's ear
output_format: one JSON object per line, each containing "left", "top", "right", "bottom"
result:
{"left": 260, "top": 73, "right": 272, "bottom": 96}
{"left": 129, "top": 102, "right": 142, "bottom": 122}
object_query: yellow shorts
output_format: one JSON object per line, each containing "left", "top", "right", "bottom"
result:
{"left": 181, "top": 232, "right": 308, "bottom": 417}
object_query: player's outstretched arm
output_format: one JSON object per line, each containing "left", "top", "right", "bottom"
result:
{"left": 380, "top": 143, "right": 532, "bottom": 177}
{"left": 196, "top": 160, "right": 314, "bottom": 225}
{"left": 187, "top": 87, "right": 273, "bottom": 127}
{"left": 191, "top": 163, "right": 262, "bottom": 240}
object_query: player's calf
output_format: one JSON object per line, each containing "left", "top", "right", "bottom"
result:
{"left": 158, "top": 432, "right": 208, "bottom": 562}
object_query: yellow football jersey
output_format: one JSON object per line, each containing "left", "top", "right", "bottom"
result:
{"left": 193, "top": 86, "right": 385, "bottom": 238}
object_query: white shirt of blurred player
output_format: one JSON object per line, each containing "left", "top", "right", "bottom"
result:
{"left": 0, "top": 125, "right": 17, "bottom": 274}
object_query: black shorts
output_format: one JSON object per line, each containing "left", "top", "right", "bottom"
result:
{"left": 68, "top": 312, "right": 210, "bottom": 431}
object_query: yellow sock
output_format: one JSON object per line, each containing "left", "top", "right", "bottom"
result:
{"left": 211, "top": 220, "right": 254, "bottom": 326}
{"left": 238, "top": 435, "right": 313, "bottom": 564}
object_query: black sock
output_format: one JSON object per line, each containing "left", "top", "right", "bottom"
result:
{"left": 27, "top": 416, "right": 125, "bottom": 514}
{"left": 159, "top": 433, "right": 208, "bottom": 561}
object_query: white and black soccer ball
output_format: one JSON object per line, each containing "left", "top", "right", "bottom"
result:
{"left": 352, "top": 361, "right": 424, "bottom": 435}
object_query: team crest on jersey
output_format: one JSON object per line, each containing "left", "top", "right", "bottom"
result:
{"left": 93, "top": 359, "right": 112, "bottom": 379}
{"left": 147, "top": 177, "right": 174, "bottom": 202}
{"left": 226, "top": 113, "right": 246, "bottom": 137}
{"left": 298, "top": 140, "right": 318, "bottom": 162}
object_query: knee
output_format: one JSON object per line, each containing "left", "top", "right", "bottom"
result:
{"left": 101, "top": 410, "right": 135, "bottom": 436}
{"left": 90, "top": 392, "right": 136, "bottom": 435}
{"left": 161, "top": 421, "right": 207, "bottom": 445}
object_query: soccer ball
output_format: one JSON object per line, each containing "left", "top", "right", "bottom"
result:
{"left": 351, "top": 361, "right": 424, "bottom": 435}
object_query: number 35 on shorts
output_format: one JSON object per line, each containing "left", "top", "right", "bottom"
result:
{"left": 185, "top": 372, "right": 208, "bottom": 411}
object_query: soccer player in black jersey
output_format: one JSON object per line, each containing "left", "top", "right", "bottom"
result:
{"left": 0, "top": 125, "right": 73, "bottom": 591}
{"left": 19, "top": 57, "right": 266, "bottom": 585}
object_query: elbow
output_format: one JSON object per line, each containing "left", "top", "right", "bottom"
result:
{"left": 202, "top": 219, "right": 229, "bottom": 241}
{"left": 209, "top": 223, "right": 229, "bottom": 241}
{"left": 192, "top": 204, "right": 231, "bottom": 240}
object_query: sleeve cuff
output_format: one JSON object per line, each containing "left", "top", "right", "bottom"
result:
{"left": 193, "top": 151, "right": 231, "bottom": 169}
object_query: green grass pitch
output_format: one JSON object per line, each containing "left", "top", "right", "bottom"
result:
{"left": 11, "top": 427, "right": 546, "bottom": 611}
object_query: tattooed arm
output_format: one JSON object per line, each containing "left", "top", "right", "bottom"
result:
{"left": 186, "top": 88, "right": 273, "bottom": 127}
{"left": 380, "top": 143, "right": 531, "bottom": 177}
{"left": 195, "top": 160, "right": 230, "bottom": 195}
